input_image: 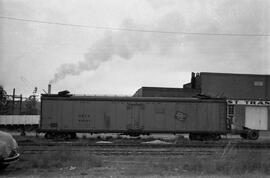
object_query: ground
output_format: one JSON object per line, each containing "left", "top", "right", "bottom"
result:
{"left": 1, "top": 132, "right": 270, "bottom": 177}
{"left": 2, "top": 152, "right": 270, "bottom": 178}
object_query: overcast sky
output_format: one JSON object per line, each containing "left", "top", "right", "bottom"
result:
{"left": 0, "top": 0, "right": 269, "bottom": 97}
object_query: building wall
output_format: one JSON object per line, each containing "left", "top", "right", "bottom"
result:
{"left": 199, "top": 73, "right": 270, "bottom": 100}
{"left": 228, "top": 103, "right": 270, "bottom": 131}
{"left": 187, "top": 72, "right": 270, "bottom": 132}
{"left": 133, "top": 87, "right": 199, "bottom": 98}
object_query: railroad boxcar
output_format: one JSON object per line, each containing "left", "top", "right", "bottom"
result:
{"left": 39, "top": 94, "right": 228, "bottom": 140}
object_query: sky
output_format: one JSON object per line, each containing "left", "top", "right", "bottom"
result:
{"left": 0, "top": 0, "right": 269, "bottom": 97}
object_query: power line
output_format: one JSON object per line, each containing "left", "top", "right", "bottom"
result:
{"left": 0, "top": 16, "right": 269, "bottom": 37}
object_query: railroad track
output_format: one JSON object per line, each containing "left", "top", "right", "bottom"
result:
{"left": 18, "top": 140, "right": 270, "bottom": 149}
{"left": 20, "top": 146, "right": 224, "bottom": 156}
{"left": 21, "top": 149, "right": 215, "bottom": 156}
{"left": 20, "top": 144, "right": 270, "bottom": 157}
{"left": 19, "top": 139, "right": 270, "bottom": 157}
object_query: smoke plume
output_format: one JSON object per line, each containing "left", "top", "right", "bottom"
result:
{"left": 49, "top": 14, "right": 185, "bottom": 84}
{"left": 49, "top": 0, "right": 269, "bottom": 84}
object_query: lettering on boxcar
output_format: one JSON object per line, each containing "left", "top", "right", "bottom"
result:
{"left": 78, "top": 114, "right": 91, "bottom": 122}
{"left": 175, "top": 111, "right": 187, "bottom": 121}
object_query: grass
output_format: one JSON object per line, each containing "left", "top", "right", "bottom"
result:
{"left": 180, "top": 152, "right": 270, "bottom": 175}
{"left": 186, "top": 149, "right": 270, "bottom": 175}
{"left": 121, "top": 153, "right": 270, "bottom": 177}
{"left": 9, "top": 143, "right": 270, "bottom": 177}
{"left": 19, "top": 149, "right": 102, "bottom": 170}
{"left": 121, "top": 144, "right": 270, "bottom": 176}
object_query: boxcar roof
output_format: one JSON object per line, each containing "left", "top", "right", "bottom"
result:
{"left": 41, "top": 94, "right": 226, "bottom": 103}
{"left": 200, "top": 72, "right": 270, "bottom": 77}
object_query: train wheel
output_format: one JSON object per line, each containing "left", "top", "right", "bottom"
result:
{"left": 61, "top": 133, "right": 69, "bottom": 140}
{"left": 55, "top": 133, "right": 66, "bottom": 140}
{"left": 45, "top": 132, "right": 53, "bottom": 139}
{"left": 247, "top": 130, "right": 259, "bottom": 140}
{"left": 189, "top": 134, "right": 196, "bottom": 140}
{"left": 66, "top": 133, "right": 76, "bottom": 139}
{"left": 213, "top": 134, "right": 221, "bottom": 140}
{"left": 240, "top": 133, "right": 248, "bottom": 139}
{"left": 128, "top": 133, "right": 140, "bottom": 137}
{"left": 189, "top": 133, "right": 220, "bottom": 141}
{"left": 20, "top": 131, "right": 26, "bottom": 136}
{"left": 189, "top": 134, "right": 204, "bottom": 141}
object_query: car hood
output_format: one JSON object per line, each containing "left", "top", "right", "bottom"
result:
{"left": 0, "top": 131, "right": 18, "bottom": 158}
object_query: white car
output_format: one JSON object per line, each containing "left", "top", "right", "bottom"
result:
{"left": 0, "top": 131, "right": 20, "bottom": 170}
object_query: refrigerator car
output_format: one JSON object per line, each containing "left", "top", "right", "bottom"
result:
{"left": 39, "top": 93, "right": 228, "bottom": 140}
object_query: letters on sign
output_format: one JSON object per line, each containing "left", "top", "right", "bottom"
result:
{"left": 227, "top": 100, "right": 270, "bottom": 106}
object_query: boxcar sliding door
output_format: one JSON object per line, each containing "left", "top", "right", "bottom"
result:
{"left": 127, "top": 104, "right": 144, "bottom": 130}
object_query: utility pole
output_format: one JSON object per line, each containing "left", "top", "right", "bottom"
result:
{"left": 19, "top": 94, "right": 22, "bottom": 114}
{"left": 12, "top": 88, "right": 15, "bottom": 114}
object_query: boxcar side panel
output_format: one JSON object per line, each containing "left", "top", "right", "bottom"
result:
{"left": 40, "top": 96, "right": 227, "bottom": 134}
{"left": 71, "top": 101, "right": 95, "bottom": 130}
{"left": 94, "top": 101, "right": 119, "bottom": 131}
{"left": 174, "top": 102, "right": 198, "bottom": 131}
{"left": 219, "top": 103, "right": 227, "bottom": 131}
{"left": 174, "top": 102, "right": 226, "bottom": 132}
{"left": 197, "top": 103, "right": 216, "bottom": 131}
{"left": 41, "top": 100, "right": 62, "bottom": 130}
{"left": 40, "top": 100, "right": 50, "bottom": 130}
{"left": 141, "top": 102, "right": 153, "bottom": 130}
{"left": 92, "top": 101, "right": 104, "bottom": 130}
{"left": 165, "top": 102, "right": 177, "bottom": 131}
{"left": 153, "top": 103, "right": 166, "bottom": 130}
{"left": 115, "top": 102, "right": 130, "bottom": 131}
{"left": 60, "top": 101, "right": 73, "bottom": 130}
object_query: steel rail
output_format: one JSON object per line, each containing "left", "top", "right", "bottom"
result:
{"left": 18, "top": 141, "right": 270, "bottom": 149}
{"left": 19, "top": 144, "right": 270, "bottom": 157}
{"left": 20, "top": 147, "right": 220, "bottom": 156}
